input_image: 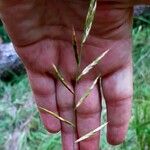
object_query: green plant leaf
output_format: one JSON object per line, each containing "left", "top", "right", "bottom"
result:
{"left": 75, "top": 75, "right": 100, "bottom": 110}
{"left": 53, "top": 64, "right": 74, "bottom": 94}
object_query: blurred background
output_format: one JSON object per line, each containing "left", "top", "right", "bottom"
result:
{"left": 0, "top": 6, "right": 150, "bottom": 150}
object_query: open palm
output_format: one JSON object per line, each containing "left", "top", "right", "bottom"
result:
{"left": 0, "top": 0, "right": 139, "bottom": 149}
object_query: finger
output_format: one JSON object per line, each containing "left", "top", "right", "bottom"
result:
{"left": 75, "top": 80, "right": 101, "bottom": 150}
{"left": 57, "top": 81, "right": 78, "bottom": 150}
{"left": 27, "top": 70, "right": 61, "bottom": 133}
{"left": 102, "top": 65, "right": 133, "bottom": 145}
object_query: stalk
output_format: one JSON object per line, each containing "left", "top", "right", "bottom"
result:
{"left": 38, "top": 0, "right": 109, "bottom": 149}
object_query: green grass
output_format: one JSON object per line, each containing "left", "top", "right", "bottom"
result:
{"left": 0, "top": 17, "right": 150, "bottom": 150}
{"left": 0, "top": 76, "right": 61, "bottom": 150}
{"left": 0, "top": 25, "right": 10, "bottom": 43}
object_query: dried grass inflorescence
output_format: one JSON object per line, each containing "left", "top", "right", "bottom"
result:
{"left": 38, "top": 0, "right": 108, "bottom": 144}
{"left": 38, "top": 107, "right": 75, "bottom": 127}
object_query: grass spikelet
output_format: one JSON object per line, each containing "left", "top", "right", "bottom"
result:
{"left": 75, "top": 75, "right": 100, "bottom": 110}
{"left": 53, "top": 64, "right": 74, "bottom": 94}
{"left": 77, "top": 49, "right": 110, "bottom": 81}
{"left": 72, "top": 27, "right": 80, "bottom": 65}
{"left": 75, "top": 122, "right": 108, "bottom": 143}
{"left": 81, "top": 0, "right": 97, "bottom": 45}
{"left": 39, "top": 106, "right": 75, "bottom": 127}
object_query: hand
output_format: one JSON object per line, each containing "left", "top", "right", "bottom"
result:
{"left": 0, "top": 0, "right": 148, "bottom": 149}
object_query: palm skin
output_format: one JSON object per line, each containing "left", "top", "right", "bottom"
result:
{"left": 0, "top": 0, "right": 140, "bottom": 149}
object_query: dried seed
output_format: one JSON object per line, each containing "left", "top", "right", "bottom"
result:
{"left": 39, "top": 106, "right": 75, "bottom": 127}
{"left": 53, "top": 64, "right": 74, "bottom": 94}
{"left": 77, "top": 49, "right": 110, "bottom": 81}
{"left": 75, "top": 122, "right": 108, "bottom": 143}
{"left": 75, "top": 75, "right": 100, "bottom": 110}
{"left": 81, "top": 0, "right": 97, "bottom": 45}
{"left": 72, "top": 27, "right": 80, "bottom": 65}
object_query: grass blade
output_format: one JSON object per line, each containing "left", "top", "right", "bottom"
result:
{"left": 38, "top": 106, "right": 75, "bottom": 127}
{"left": 75, "top": 122, "right": 108, "bottom": 143}
{"left": 72, "top": 27, "right": 80, "bottom": 65}
{"left": 77, "top": 49, "right": 110, "bottom": 81}
{"left": 81, "top": 0, "right": 97, "bottom": 45}
{"left": 75, "top": 75, "right": 100, "bottom": 110}
{"left": 53, "top": 64, "right": 74, "bottom": 94}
